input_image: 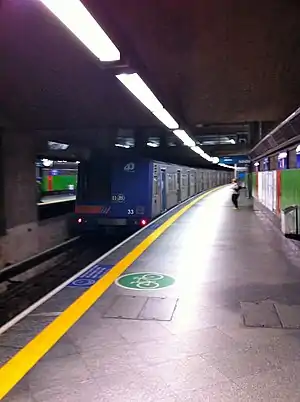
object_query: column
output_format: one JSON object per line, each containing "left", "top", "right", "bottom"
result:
{"left": 0, "top": 131, "right": 38, "bottom": 265}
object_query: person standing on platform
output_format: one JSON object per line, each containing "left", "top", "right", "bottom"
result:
{"left": 231, "top": 178, "right": 241, "bottom": 209}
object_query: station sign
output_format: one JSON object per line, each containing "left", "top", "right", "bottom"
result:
{"left": 219, "top": 155, "right": 250, "bottom": 165}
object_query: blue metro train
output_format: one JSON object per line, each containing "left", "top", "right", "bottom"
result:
{"left": 73, "top": 155, "right": 232, "bottom": 232}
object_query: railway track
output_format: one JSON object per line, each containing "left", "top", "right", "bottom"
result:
{"left": 0, "top": 233, "right": 128, "bottom": 327}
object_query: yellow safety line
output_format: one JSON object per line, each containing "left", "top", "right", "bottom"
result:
{"left": 0, "top": 187, "right": 220, "bottom": 399}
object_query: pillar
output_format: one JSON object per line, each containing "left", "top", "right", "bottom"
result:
{"left": 0, "top": 131, "right": 38, "bottom": 265}
{"left": 0, "top": 133, "right": 5, "bottom": 237}
{"left": 96, "top": 128, "right": 118, "bottom": 149}
{"left": 134, "top": 129, "right": 148, "bottom": 150}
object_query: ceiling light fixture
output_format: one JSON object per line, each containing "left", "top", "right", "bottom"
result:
{"left": 39, "top": 0, "right": 120, "bottom": 62}
{"left": 173, "top": 130, "right": 196, "bottom": 147}
{"left": 116, "top": 73, "right": 163, "bottom": 111}
{"left": 147, "top": 142, "right": 159, "bottom": 148}
{"left": 190, "top": 146, "right": 212, "bottom": 162}
{"left": 212, "top": 157, "right": 220, "bottom": 164}
{"left": 116, "top": 73, "right": 179, "bottom": 130}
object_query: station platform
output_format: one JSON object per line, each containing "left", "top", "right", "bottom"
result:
{"left": 2, "top": 186, "right": 300, "bottom": 401}
{"left": 38, "top": 195, "right": 76, "bottom": 206}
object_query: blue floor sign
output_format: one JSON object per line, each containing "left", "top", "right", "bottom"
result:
{"left": 68, "top": 264, "right": 113, "bottom": 289}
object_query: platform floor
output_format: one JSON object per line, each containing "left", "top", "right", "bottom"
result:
{"left": 38, "top": 195, "right": 76, "bottom": 206}
{"left": 3, "top": 187, "right": 300, "bottom": 401}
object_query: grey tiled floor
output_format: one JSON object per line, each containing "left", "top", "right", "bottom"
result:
{"left": 3, "top": 188, "right": 300, "bottom": 401}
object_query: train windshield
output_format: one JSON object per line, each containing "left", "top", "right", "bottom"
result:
{"left": 77, "top": 158, "right": 111, "bottom": 203}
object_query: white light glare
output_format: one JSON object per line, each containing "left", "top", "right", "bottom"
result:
{"left": 40, "top": 0, "right": 120, "bottom": 62}
{"left": 191, "top": 146, "right": 212, "bottom": 162}
{"left": 41, "top": 158, "right": 53, "bottom": 167}
{"left": 218, "top": 163, "right": 235, "bottom": 169}
{"left": 116, "top": 73, "right": 179, "bottom": 130}
{"left": 173, "top": 130, "right": 195, "bottom": 147}
{"left": 147, "top": 142, "right": 159, "bottom": 148}
{"left": 48, "top": 141, "right": 69, "bottom": 150}
{"left": 278, "top": 152, "right": 287, "bottom": 159}
{"left": 152, "top": 109, "right": 179, "bottom": 129}
{"left": 115, "top": 143, "right": 130, "bottom": 149}
{"left": 229, "top": 139, "right": 236, "bottom": 144}
{"left": 212, "top": 157, "right": 220, "bottom": 164}
{"left": 116, "top": 73, "right": 163, "bottom": 111}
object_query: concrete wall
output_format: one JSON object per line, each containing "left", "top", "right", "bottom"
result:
{"left": 0, "top": 216, "right": 70, "bottom": 268}
{"left": 0, "top": 131, "right": 70, "bottom": 268}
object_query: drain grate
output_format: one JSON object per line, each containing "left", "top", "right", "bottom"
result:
{"left": 241, "top": 301, "right": 300, "bottom": 329}
{"left": 103, "top": 295, "right": 178, "bottom": 321}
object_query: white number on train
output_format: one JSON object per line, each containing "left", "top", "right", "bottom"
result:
{"left": 127, "top": 209, "right": 134, "bottom": 215}
{"left": 124, "top": 163, "right": 135, "bottom": 172}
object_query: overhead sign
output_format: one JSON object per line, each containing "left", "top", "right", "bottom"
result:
{"left": 219, "top": 155, "right": 250, "bottom": 165}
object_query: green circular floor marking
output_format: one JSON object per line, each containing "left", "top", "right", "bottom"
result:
{"left": 116, "top": 272, "right": 175, "bottom": 290}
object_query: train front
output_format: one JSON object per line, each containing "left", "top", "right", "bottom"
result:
{"left": 73, "top": 154, "right": 152, "bottom": 234}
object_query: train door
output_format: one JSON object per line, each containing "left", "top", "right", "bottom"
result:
{"left": 161, "top": 169, "right": 167, "bottom": 211}
{"left": 191, "top": 171, "right": 196, "bottom": 195}
{"left": 176, "top": 170, "right": 181, "bottom": 202}
{"left": 152, "top": 163, "right": 161, "bottom": 217}
{"left": 187, "top": 171, "right": 191, "bottom": 197}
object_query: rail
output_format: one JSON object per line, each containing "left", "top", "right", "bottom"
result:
{"left": 0, "top": 236, "right": 80, "bottom": 283}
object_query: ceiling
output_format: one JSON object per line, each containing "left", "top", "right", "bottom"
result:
{"left": 1, "top": 0, "right": 300, "bottom": 159}
{"left": 85, "top": 0, "right": 300, "bottom": 124}
{"left": 0, "top": 0, "right": 159, "bottom": 131}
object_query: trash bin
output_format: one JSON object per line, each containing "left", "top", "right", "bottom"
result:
{"left": 281, "top": 205, "right": 300, "bottom": 237}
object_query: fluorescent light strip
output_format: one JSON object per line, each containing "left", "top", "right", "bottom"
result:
{"left": 173, "top": 130, "right": 195, "bottom": 147}
{"left": 40, "top": 0, "right": 120, "bottom": 62}
{"left": 191, "top": 146, "right": 212, "bottom": 162}
{"left": 151, "top": 109, "right": 179, "bottom": 130}
{"left": 116, "top": 73, "right": 179, "bottom": 130}
{"left": 116, "top": 73, "right": 163, "bottom": 112}
{"left": 147, "top": 142, "right": 159, "bottom": 148}
{"left": 218, "top": 163, "right": 235, "bottom": 169}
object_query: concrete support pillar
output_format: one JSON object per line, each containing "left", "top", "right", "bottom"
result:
{"left": 0, "top": 132, "right": 38, "bottom": 266}
{"left": 2, "top": 132, "right": 37, "bottom": 228}
{"left": 0, "top": 133, "right": 5, "bottom": 237}
{"left": 96, "top": 128, "right": 118, "bottom": 149}
{"left": 158, "top": 131, "right": 168, "bottom": 149}
{"left": 249, "top": 122, "right": 260, "bottom": 147}
{"left": 134, "top": 130, "right": 148, "bottom": 150}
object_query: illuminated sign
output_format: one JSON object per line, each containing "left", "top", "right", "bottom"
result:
{"left": 219, "top": 155, "right": 250, "bottom": 165}
{"left": 278, "top": 151, "right": 288, "bottom": 170}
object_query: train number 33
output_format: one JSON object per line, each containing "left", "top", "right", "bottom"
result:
{"left": 127, "top": 209, "right": 134, "bottom": 215}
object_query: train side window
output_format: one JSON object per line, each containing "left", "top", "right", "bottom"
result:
{"left": 78, "top": 158, "right": 111, "bottom": 202}
{"left": 153, "top": 176, "right": 158, "bottom": 196}
{"left": 173, "top": 174, "right": 177, "bottom": 191}
{"left": 168, "top": 173, "right": 175, "bottom": 192}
